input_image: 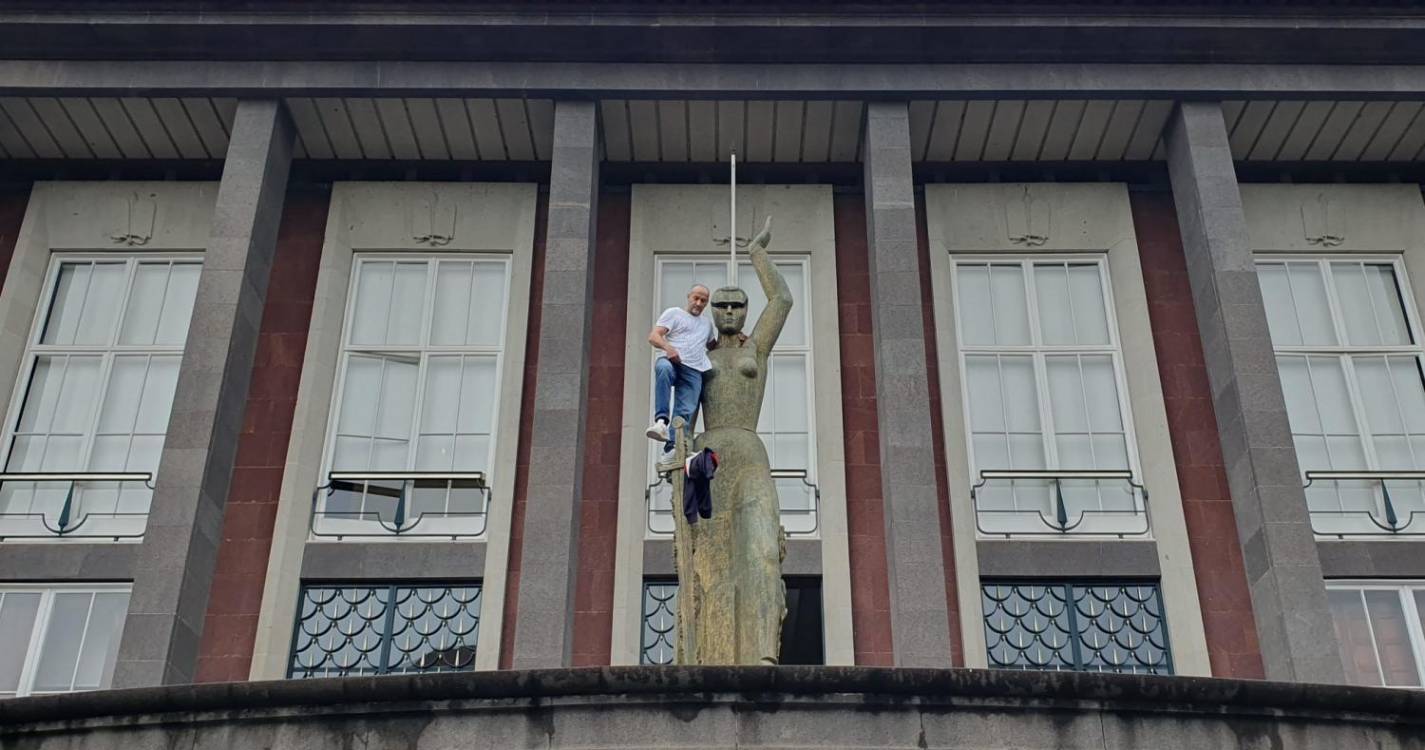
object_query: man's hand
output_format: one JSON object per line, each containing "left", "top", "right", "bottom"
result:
{"left": 665, "top": 348, "right": 682, "bottom": 364}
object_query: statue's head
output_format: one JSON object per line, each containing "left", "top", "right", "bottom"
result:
{"left": 710, "top": 286, "right": 748, "bottom": 334}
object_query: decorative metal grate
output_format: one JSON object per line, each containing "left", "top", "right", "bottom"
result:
{"left": 641, "top": 581, "right": 679, "bottom": 665}
{"left": 288, "top": 583, "right": 481, "bottom": 678}
{"left": 982, "top": 581, "right": 1172, "bottom": 675}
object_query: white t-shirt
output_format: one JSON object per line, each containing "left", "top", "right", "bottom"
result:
{"left": 656, "top": 306, "right": 716, "bottom": 372}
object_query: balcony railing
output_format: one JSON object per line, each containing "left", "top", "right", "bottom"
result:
{"left": 970, "top": 469, "right": 1150, "bottom": 538}
{"left": 309, "top": 471, "right": 490, "bottom": 540}
{"left": 645, "top": 468, "right": 820, "bottom": 537}
{"left": 0, "top": 472, "right": 154, "bottom": 541}
{"left": 1304, "top": 470, "right": 1425, "bottom": 537}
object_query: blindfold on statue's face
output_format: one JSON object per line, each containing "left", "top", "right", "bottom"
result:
{"left": 710, "top": 287, "right": 748, "bottom": 333}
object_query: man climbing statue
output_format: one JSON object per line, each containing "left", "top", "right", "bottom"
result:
{"left": 647, "top": 283, "right": 717, "bottom": 466}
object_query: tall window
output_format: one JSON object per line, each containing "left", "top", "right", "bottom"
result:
{"left": 647, "top": 257, "right": 815, "bottom": 535}
{"left": 0, "top": 258, "right": 200, "bottom": 539}
{"left": 317, "top": 257, "right": 510, "bottom": 537}
{"left": 0, "top": 585, "right": 131, "bottom": 697}
{"left": 1326, "top": 581, "right": 1425, "bottom": 688}
{"left": 1257, "top": 258, "right": 1425, "bottom": 534}
{"left": 952, "top": 258, "right": 1142, "bottom": 536}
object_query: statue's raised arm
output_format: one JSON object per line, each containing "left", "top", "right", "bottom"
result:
{"left": 747, "top": 217, "right": 791, "bottom": 355}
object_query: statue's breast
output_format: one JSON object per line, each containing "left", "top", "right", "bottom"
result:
{"left": 708, "top": 348, "right": 759, "bottom": 381}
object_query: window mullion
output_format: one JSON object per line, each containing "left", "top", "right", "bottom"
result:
{"left": 108, "top": 257, "right": 140, "bottom": 348}
{"left": 404, "top": 353, "right": 430, "bottom": 472}
{"left": 16, "top": 589, "right": 54, "bottom": 698}
{"left": 1034, "top": 351, "right": 1058, "bottom": 469}
{"left": 365, "top": 357, "right": 390, "bottom": 476}
{"left": 1358, "top": 587, "right": 1396, "bottom": 686}
{"left": 75, "top": 352, "right": 118, "bottom": 473}
{"left": 1319, "top": 259, "right": 1353, "bottom": 348}
{"left": 1340, "top": 354, "right": 1382, "bottom": 471}
{"left": 63, "top": 592, "right": 97, "bottom": 692}
{"left": 1023, "top": 260, "right": 1059, "bottom": 470}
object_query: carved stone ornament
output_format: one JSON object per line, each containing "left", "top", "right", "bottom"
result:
{"left": 1302, "top": 192, "right": 1345, "bottom": 247}
{"left": 109, "top": 192, "right": 157, "bottom": 246}
{"left": 1005, "top": 185, "right": 1051, "bottom": 247}
{"left": 412, "top": 190, "right": 457, "bottom": 246}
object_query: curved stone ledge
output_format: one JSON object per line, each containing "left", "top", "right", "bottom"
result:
{"left": 2, "top": 666, "right": 1422, "bottom": 749}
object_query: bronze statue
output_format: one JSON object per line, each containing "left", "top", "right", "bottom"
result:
{"left": 670, "top": 217, "right": 789, "bottom": 665}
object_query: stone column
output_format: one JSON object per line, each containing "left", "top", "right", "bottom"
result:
{"left": 511, "top": 100, "right": 600, "bottom": 668}
{"left": 1164, "top": 101, "right": 1344, "bottom": 684}
{"left": 113, "top": 100, "right": 295, "bottom": 687}
{"left": 862, "top": 102, "right": 953, "bottom": 667}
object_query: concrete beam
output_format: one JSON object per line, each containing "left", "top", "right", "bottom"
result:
{"left": 1163, "top": 101, "right": 1344, "bottom": 685}
{"left": 510, "top": 100, "right": 600, "bottom": 669}
{"left": 862, "top": 102, "right": 953, "bottom": 668}
{"left": 112, "top": 99, "right": 294, "bottom": 688}
{"left": 8, "top": 60, "right": 1425, "bottom": 98}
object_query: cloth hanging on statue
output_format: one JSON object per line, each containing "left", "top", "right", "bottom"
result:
{"left": 683, "top": 449, "right": 719, "bottom": 524}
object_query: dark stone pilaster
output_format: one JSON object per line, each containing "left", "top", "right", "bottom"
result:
{"left": 113, "top": 99, "right": 294, "bottom": 687}
{"left": 511, "top": 100, "right": 600, "bottom": 669}
{"left": 1164, "top": 101, "right": 1344, "bottom": 684}
{"left": 862, "top": 102, "right": 953, "bottom": 668}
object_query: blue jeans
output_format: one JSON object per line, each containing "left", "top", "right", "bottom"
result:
{"left": 654, "top": 357, "right": 704, "bottom": 453}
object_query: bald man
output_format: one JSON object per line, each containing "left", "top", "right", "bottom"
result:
{"left": 647, "top": 283, "right": 717, "bottom": 461}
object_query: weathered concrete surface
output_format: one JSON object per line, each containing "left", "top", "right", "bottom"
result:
{"left": 2, "top": 667, "right": 1421, "bottom": 750}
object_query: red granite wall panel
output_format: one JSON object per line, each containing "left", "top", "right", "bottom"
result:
{"left": 195, "top": 190, "right": 329, "bottom": 683}
{"left": 1130, "top": 190, "right": 1265, "bottom": 680}
{"left": 915, "top": 193, "right": 964, "bottom": 667}
{"left": 499, "top": 190, "right": 549, "bottom": 670}
{"left": 571, "top": 192, "right": 631, "bottom": 666}
{"left": 835, "top": 194, "right": 894, "bottom": 666}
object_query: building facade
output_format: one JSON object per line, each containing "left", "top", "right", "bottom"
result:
{"left": 3, "top": 0, "right": 1425, "bottom": 700}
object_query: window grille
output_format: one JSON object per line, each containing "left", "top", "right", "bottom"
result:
{"left": 641, "top": 581, "right": 679, "bottom": 666}
{"left": 288, "top": 583, "right": 481, "bottom": 678}
{"left": 981, "top": 581, "right": 1172, "bottom": 675}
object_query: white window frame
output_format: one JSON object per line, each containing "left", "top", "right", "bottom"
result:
{"left": 0, "top": 253, "right": 202, "bottom": 542}
{"left": 1256, "top": 254, "right": 1425, "bottom": 535}
{"left": 0, "top": 582, "right": 132, "bottom": 698}
{"left": 948, "top": 254, "right": 1146, "bottom": 538}
{"left": 314, "top": 253, "right": 513, "bottom": 540}
{"left": 645, "top": 254, "right": 819, "bottom": 538}
{"left": 1326, "top": 579, "right": 1425, "bottom": 689}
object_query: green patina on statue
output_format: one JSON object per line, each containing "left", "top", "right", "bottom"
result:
{"left": 670, "top": 217, "right": 789, "bottom": 665}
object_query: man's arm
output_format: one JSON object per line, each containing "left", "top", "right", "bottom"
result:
{"left": 648, "top": 324, "right": 681, "bottom": 362}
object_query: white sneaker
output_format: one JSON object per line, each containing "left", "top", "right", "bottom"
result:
{"left": 646, "top": 419, "right": 670, "bottom": 442}
{"left": 656, "top": 447, "right": 680, "bottom": 473}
